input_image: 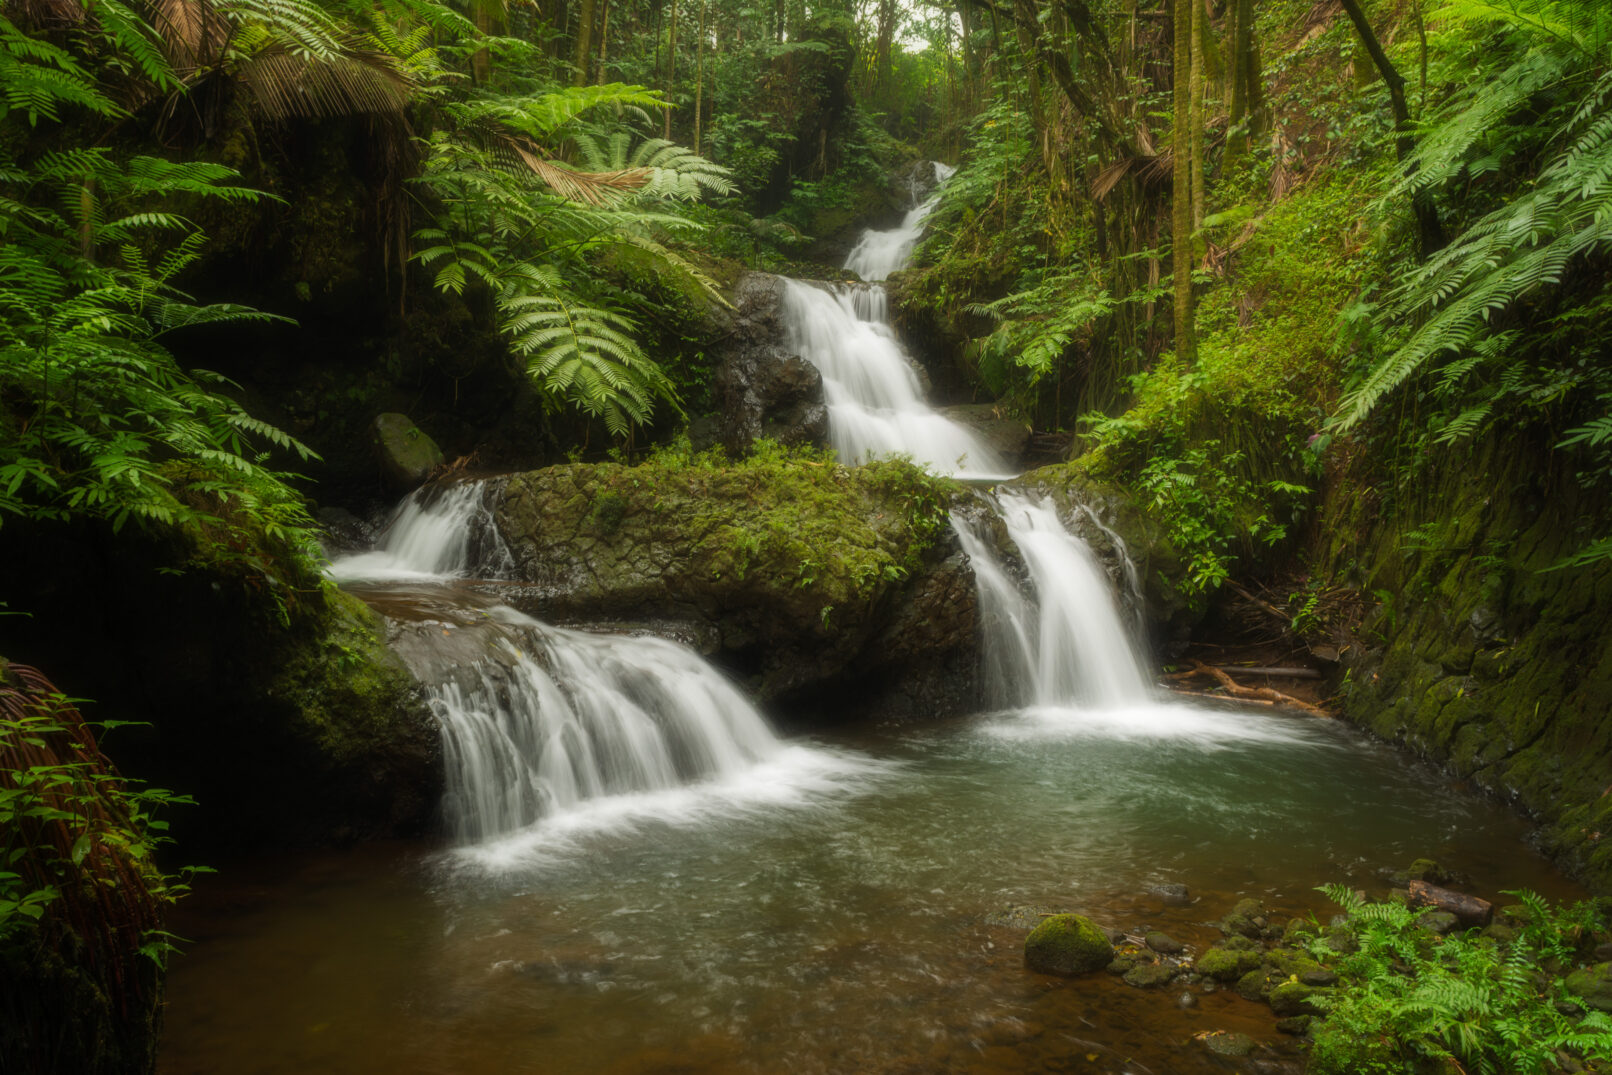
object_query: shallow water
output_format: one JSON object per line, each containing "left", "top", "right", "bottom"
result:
{"left": 161, "top": 702, "right": 1577, "bottom": 1075}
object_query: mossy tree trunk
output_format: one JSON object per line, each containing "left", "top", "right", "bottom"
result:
{"left": 1172, "top": 0, "right": 1197, "bottom": 363}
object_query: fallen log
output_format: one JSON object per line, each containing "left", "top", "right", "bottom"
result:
{"left": 1180, "top": 661, "right": 1332, "bottom": 716}
{"left": 1407, "top": 880, "right": 1493, "bottom": 926}
{"left": 1167, "top": 664, "right": 1323, "bottom": 681}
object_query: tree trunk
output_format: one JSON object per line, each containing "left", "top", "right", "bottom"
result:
{"left": 1189, "top": 0, "right": 1206, "bottom": 232}
{"left": 875, "top": 0, "right": 895, "bottom": 107}
{"left": 1172, "top": 0, "right": 1197, "bottom": 362}
{"left": 664, "top": 0, "right": 679, "bottom": 139}
{"left": 595, "top": 0, "right": 609, "bottom": 83}
{"left": 1337, "top": 0, "right": 1444, "bottom": 252}
{"left": 693, "top": 0, "right": 707, "bottom": 154}
{"left": 1225, "top": 0, "right": 1253, "bottom": 161}
{"left": 572, "top": 0, "right": 596, "bottom": 85}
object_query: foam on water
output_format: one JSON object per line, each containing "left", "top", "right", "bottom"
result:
{"left": 326, "top": 480, "right": 512, "bottom": 582}
{"left": 977, "top": 702, "right": 1323, "bottom": 749}
{"left": 438, "top": 744, "right": 898, "bottom": 876}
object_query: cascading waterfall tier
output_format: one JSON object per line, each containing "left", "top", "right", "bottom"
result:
{"left": 952, "top": 491, "right": 1152, "bottom": 710}
{"left": 326, "top": 479, "right": 514, "bottom": 583}
{"left": 844, "top": 162, "right": 957, "bottom": 282}
{"left": 402, "top": 607, "right": 782, "bottom": 844}
{"left": 327, "top": 479, "right": 852, "bottom": 850}
{"left": 778, "top": 162, "right": 1010, "bottom": 480}
{"left": 778, "top": 280, "right": 1006, "bottom": 477}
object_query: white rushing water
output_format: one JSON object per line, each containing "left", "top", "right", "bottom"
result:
{"left": 780, "top": 162, "right": 1011, "bottom": 479}
{"left": 779, "top": 280, "right": 1007, "bottom": 477}
{"left": 330, "top": 481, "right": 881, "bottom": 856}
{"left": 953, "top": 491, "right": 1152, "bottom": 711}
{"left": 326, "top": 480, "right": 513, "bottom": 582}
{"left": 844, "top": 162, "right": 956, "bottom": 282}
{"left": 426, "top": 608, "right": 785, "bottom": 845}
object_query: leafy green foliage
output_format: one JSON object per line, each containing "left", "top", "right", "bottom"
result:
{"left": 0, "top": 26, "right": 318, "bottom": 592}
{"left": 1303, "top": 886, "right": 1612, "bottom": 1075}
{"left": 414, "top": 82, "right": 738, "bottom": 438}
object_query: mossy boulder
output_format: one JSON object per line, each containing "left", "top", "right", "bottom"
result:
{"left": 1565, "top": 962, "right": 1612, "bottom": 1012}
{"left": 0, "top": 516, "right": 439, "bottom": 848}
{"left": 1024, "top": 914, "right": 1114, "bottom": 976}
{"left": 371, "top": 413, "right": 445, "bottom": 492}
{"left": 1197, "top": 946, "right": 1263, "bottom": 981}
{"left": 492, "top": 452, "right": 977, "bottom": 719}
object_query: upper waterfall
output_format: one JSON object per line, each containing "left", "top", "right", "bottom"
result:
{"left": 843, "top": 162, "right": 957, "bottom": 282}
{"left": 778, "top": 280, "right": 1007, "bottom": 477}
{"left": 778, "top": 162, "right": 1013, "bottom": 480}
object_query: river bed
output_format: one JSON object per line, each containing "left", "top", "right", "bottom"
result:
{"left": 160, "top": 701, "right": 1576, "bottom": 1074}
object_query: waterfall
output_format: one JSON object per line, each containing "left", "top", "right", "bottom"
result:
{"left": 780, "top": 162, "right": 1011, "bottom": 479}
{"left": 325, "top": 480, "right": 513, "bottom": 583}
{"left": 408, "top": 608, "right": 782, "bottom": 844}
{"left": 329, "top": 480, "right": 874, "bottom": 853}
{"left": 953, "top": 492, "right": 1152, "bottom": 710}
{"left": 843, "top": 162, "right": 957, "bottom": 282}
{"left": 779, "top": 280, "right": 1006, "bottom": 477}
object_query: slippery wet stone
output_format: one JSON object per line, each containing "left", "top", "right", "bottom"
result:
{"left": 1024, "top": 914, "right": 1114, "bottom": 976}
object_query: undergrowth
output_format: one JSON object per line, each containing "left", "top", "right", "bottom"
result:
{"left": 1301, "top": 886, "right": 1612, "bottom": 1075}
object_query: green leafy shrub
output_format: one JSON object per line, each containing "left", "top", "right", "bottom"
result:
{"left": 1302, "top": 885, "right": 1612, "bottom": 1075}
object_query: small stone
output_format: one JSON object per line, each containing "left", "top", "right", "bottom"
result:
{"left": 1420, "top": 910, "right": 1460, "bottom": 936}
{"left": 1178, "top": 991, "right": 1199, "bottom": 1009}
{"left": 1123, "top": 962, "right": 1178, "bottom": 989}
{"left": 1299, "top": 967, "right": 1338, "bottom": 987}
{"left": 1202, "top": 1031, "right": 1257, "bottom": 1058}
{"left": 1024, "top": 914, "right": 1114, "bottom": 977}
{"left": 1406, "top": 858, "right": 1450, "bottom": 884}
{"left": 1106, "top": 954, "right": 1138, "bottom": 976}
{"left": 1483, "top": 923, "right": 1519, "bottom": 944}
{"left": 1145, "top": 930, "right": 1185, "bottom": 955}
{"left": 1275, "top": 1015, "right": 1313, "bottom": 1036}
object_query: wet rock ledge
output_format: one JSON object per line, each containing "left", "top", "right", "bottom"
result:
{"left": 489, "top": 454, "right": 978, "bottom": 723}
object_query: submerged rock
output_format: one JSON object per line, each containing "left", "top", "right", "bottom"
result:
{"left": 1145, "top": 929, "right": 1185, "bottom": 954}
{"left": 1024, "top": 914, "right": 1114, "bottom": 976}
{"left": 1202, "top": 1031, "right": 1257, "bottom": 1058}
{"left": 1122, "top": 962, "right": 1178, "bottom": 989}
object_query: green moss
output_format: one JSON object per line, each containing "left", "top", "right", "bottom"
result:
{"left": 1023, "top": 914, "right": 1114, "bottom": 976}
{"left": 1197, "top": 946, "right": 1261, "bottom": 981}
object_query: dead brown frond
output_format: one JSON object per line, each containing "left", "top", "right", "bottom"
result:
{"left": 233, "top": 46, "right": 413, "bottom": 120}
{"left": 148, "top": 0, "right": 229, "bottom": 71}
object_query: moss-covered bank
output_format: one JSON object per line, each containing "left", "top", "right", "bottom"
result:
{"left": 0, "top": 518, "right": 438, "bottom": 849}
{"left": 1321, "top": 435, "right": 1612, "bottom": 892}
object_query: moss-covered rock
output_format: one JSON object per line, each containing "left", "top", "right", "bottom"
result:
{"left": 370, "top": 413, "right": 445, "bottom": 492}
{"left": 492, "top": 450, "right": 976, "bottom": 718}
{"left": 1123, "top": 961, "right": 1179, "bottom": 989}
{"left": 1024, "top": 914, "right": 1114, "bottom": 976}
{"left": 1196, "top": 946, "right": 1263, "bottom": 982}
{"left": 1565, "top": 962, "right": 1612, "bottom": 1012}
{"left": 1325, "top": 435, "right": 1612, "bottom": 892}
{"left": 1269, "top": 979, "right": 1330, "bottom": 1017}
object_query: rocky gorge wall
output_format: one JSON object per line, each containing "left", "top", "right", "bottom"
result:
{"left": 1321, "top": 435, "right": 1612, "bottom": 892}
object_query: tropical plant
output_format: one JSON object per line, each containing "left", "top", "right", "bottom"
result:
{"left": 412, "top": 81, "right": 732, "bottom": 438}
{"left": 1304, "top": 885, "right": 1612, "bottom": 1075}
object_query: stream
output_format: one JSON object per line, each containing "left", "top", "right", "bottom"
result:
{"left": 158, "top": 166, "right": 1582, "bottom": 1074}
